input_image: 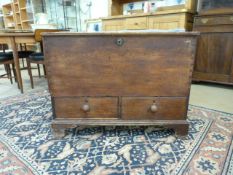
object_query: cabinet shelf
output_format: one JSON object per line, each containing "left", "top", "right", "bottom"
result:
{"left": 21, "top": 19, "right": 33, "bottom": 22}
{"left": 5, "top": 15, "right": 14, "bottom": 17}
{"left": 2, "top": 0, "right": 34, "bottom": 30}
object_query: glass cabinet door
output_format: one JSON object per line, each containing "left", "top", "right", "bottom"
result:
{"left": 45, "top": 0, "right": 79, "bottom": 31}
{"left": 198, "top": 0, "right": 233, "bottom": 14}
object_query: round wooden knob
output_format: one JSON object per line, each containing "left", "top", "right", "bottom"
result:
{"left": 82, "top": 104, "right": 90, "bottom": 112}
{"left": 150, "top": 104, "right": 158, "bottom": 113}
{"left": 134, "top": 22, "right": 138, "bottom": 25}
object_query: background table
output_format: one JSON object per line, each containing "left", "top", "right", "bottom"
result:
{"left": 0, "top": 32, "right": 35, "bottom": 93}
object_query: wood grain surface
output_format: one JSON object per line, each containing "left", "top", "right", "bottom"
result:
{"left": 44, "top": 35, "right": 196, "bottom": 97}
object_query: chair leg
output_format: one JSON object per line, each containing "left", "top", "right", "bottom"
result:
{"left": 26, "top": 59, "right": 34, "bottom": 89}
{"left": 8, "top": 64, "right": 13, "bottom": 84}
{"left": 37, "top": 64, "right": 41, "bottom": 78}
{"left": 12, "top": 63, "right": 17, "bottom": 83}
{"left": 5, "top": 65, "right": 10, "bottom": 79}
{"left": 5, "top": 64, "right": 13, "bottom": 84}
{"left": 22, "top": 58, "right": 25, "bottom": 68}
{"left": 12, "top": 63, "right": 20, "bottom": 89}
{"left": 4, "top": 65, "right": 8, "bottom": 75}
{"left": 43, "top": 65, "right": 46, "bottom": 77}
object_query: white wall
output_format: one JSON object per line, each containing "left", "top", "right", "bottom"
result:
{"left": 78, "top": 0, "right": 108, "bottom": 31}
{"left": 0, "top": 0, "right": 12, "bottom": 7}
{"left": 88, "top": 0, "right": 108, "bottom": 18}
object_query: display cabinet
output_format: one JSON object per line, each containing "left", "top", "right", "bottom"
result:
{"left": 43, "top": 0, "right": 79, "bottom": 32}
{"left": 101, "top": 0, "right": 197, "bottom": 31}
{"left": 109, "top": 0, "right": 197, "bottom": 16}
{"left": 2, "top": 3, "right": 15, "bottom": 29}
{"left": 61, "top": 1, "right": 78, "bottom": 32}
{"left": 197, "top": 0, "right": 233, "bottom": 15}
{"left": 102, "top": 12, "right": 194, "bottom": 31}
{"left": 13, "top": 0, "right": 34, "bottom": 30}
{"left": 193, "top": 0, "right": 233, "bottom": 85}
{"left": 2, "top": 0, "right": 34, "bottom": 30}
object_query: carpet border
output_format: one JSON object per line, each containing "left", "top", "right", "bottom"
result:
{"left": 171, "top": 115, "right": 213, "bottom": 175}
{"left": 189, "top": 104, "right": 233, "bottom": 115}
{"left": 0, "top": 134, "right": 44, "bottom": 175}
{"left": 222, "top": 136, "right": 233, "bottom": 175}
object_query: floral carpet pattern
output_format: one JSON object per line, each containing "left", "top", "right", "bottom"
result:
{"left": 0, "top": 90, "right": 232, "bottom": 175}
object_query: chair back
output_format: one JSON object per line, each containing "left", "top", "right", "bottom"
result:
{"left": 34, "top": 29, "right": 64, "bottom": 42}
{"left": 0, "top": 44, "right": 8, "bottom": 53}
{"left": 34, "top": 29, "right": 67, "bottom": 52}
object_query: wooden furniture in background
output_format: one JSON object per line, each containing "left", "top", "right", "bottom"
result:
{"left": 102, "top": 11, "right": 194, "bottom": 31}
{"left": 0, "top": 32, "right": 35, "bottom": 93}
{"left": 26, "top": 29, "right": 63, "bottom": 89}
{"left": 43, "top": 32, "right": 198, "bottom": 138}
{"left": 2, "top": 3, "right": 15, "bottom": 29}
{"left": 109, "top": 0, "right": 197, "bottom": 16}
{"left": 197, "top": 0, "right": 233, "bottom": 15}
{"left": 0, "top": 51, "right": 15, "bottom": 84}
{"left": 102, "top": 0, "right": 197, "bottom": 31}
{"left": 12, "top": 0, "right": 34, "bottom": 30}
{"left": 193, "top": 1, "right": 233, "bottom": 85}
{"left": 2, "top": 0, "right": 34, "bottom": 30}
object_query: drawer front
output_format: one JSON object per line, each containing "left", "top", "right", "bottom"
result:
{"left": 148, "top": 14, "right": 186, "bottom": 30}
{"left": 126, "top": 17, "right": 148, "bottom": 30}
{"left": 53, "top": 97, "right": 118, "bottom": 119}
{"left": 194, "top": 16, "right": 233, "bottom": 26}
{"left": 103, "top": 19, "right": 125, "bottom": 31}
{"left": 122, "top": 97, "right": 187, "bottom": 120}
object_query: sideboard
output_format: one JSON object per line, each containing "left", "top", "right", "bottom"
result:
{"left": 193, "top": 14, "right": 233, "bottom": 85}
{"left": 102, "top": 11, "right": 194, "bottom": 31}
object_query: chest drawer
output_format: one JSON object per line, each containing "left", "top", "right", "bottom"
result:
{"left": 194, "top": 15, "right": 233, "bottom": 26}
{"left": 121, "top": 97, "right": 187, "bottom": 120}
{"left": 53, "top": 97, "right": 118, "bottom": 119}
{"left": 126, "top": 17, "right": 148, "bottom": 30}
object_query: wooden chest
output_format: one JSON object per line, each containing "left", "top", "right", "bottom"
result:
{"left": 42, "top": 32, "right": 198, "bottom": 137}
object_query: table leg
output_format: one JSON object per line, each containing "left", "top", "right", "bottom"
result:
{"left": 10, "top": 37, "right": 23, "bottom": 93}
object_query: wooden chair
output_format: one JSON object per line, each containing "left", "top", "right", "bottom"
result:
{"left": 26, "top": 29, "right": 64, "bottom": 89}
{"left": 0, "top": 45, "right": 15, "bottom": 84}
{"left": 18, "top": 43, "right": 34, "bottom": 68}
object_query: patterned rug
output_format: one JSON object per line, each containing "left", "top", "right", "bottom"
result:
{"left": 0, "top": 91, "right": 232, "bottom": 175}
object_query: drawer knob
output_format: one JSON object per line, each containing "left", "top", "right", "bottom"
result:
{"left": 150, "top": 104, "right": 158, "bottom": 113}
{"left": 134, "top": 22, "right": 138, "bottom": 25}
{"left": 82, "top": 104, "right": 90, "bottom": 112}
